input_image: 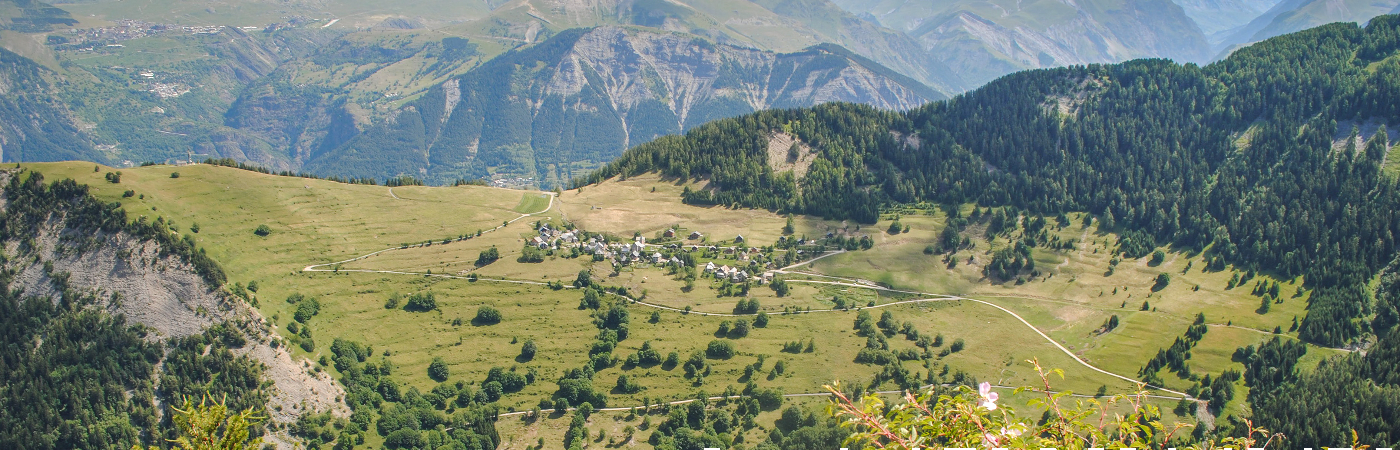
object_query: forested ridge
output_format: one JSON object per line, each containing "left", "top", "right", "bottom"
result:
{"left": 584, "top": 15, "right": 1400, "bottom": 349}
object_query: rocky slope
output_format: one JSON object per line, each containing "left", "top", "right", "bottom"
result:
{"left": 0, "top": 170, "right": 346, "bottom": 447}
{"left": 832, "top": 0, "right": 1212, "bottom": 87}
{"left": 304, "top": 26, "right": 939, "bottom": 186}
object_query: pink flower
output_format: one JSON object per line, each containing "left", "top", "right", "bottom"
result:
{"left": 978, "top": 382, "right": 999, "bottom": 410}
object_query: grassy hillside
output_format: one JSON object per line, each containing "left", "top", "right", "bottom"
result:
{"left": 21, "top": 161, "right": 1345, "bottom": 448}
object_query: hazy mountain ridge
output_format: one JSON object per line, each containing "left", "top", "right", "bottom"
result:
{"left": 832, "top": 0, "right": 1211, "bottom": 87}
{"left": 0, "top": 47, "right": 93, "bottom": 163}
{"left": 305, "top": 26, "right": 940, "bottom": 185}
{"left": 453, "top": 0, "right": 971, "bottom": 93}
{"left": 1215, "top": 0, "right": 1400, "bottom": 52}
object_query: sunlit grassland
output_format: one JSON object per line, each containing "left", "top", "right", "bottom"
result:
{"left": 21, "top": 162, "right": 1269, "bottom": 446}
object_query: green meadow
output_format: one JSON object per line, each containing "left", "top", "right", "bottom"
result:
{"left": 26, "top": 162, "right": 1310, "bottom": 447}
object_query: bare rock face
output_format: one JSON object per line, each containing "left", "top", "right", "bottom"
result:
{"left": 0, "top": 172, "right": 346, "bottom": 447}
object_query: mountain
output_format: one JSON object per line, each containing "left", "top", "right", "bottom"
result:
{"left": 1170, "top": 0, "right": 1281, "bottom": 38}
{"left": 0, "top": 0, "right": 949, "bottom": 186}
{"left": 50, "top": 0, "right": 500, "bottom": 29}
{"left": 304, "top": 26, "right": 940, "bottom": 186}
{"left": 830, "top": 0, "right": 1212, "bottom": 87}
{"left": 1215, "top": 0, "right": 1400, "bottom": 51}
{"left": 587, "top": 16, "right": 1400, "bottom": 350}
{"left": 445, "top": 0, "right": 971, "bottom": 94}
{"left": 0, "top": 47, "right": 93, "bottom": 163}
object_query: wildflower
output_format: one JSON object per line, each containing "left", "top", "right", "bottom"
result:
{"left": 978, "top": 382, "right": 999, "bottom": 410}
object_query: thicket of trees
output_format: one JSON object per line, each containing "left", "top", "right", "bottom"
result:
{"left": 583, "top": 16, "right": 1400, "bottom": 349}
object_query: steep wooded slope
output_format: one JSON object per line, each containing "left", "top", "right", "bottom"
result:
{"left": 587, "top": 16, "right": 1400, "bottom": 348}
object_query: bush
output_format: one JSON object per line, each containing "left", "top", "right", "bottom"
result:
{"left": 404, "top": 292, "right": 437, "bottom": 312}
{"left": 170, "top": 172, "right": 180, "bottom": 178}
{"left": 1153, "top": 272, "right": 1171, "bottom": 291}
{"left": 521, "top": 340, "right": 537, "bottom": 361}
{"left": 293, "top": 297, "right": 321, "bottom": 323}
{"left": 705, "top": 340, "right": 735, "bottom": 359}
{"left": 254, "top": 224, "right": 272, "bottom": 237}
{"left": 475, "top": 306, "right": 502, "bottom": 325}
{"left": 428, "top": 357, "right": 450, "bottom": 382}
{"left": 518, "top": 244, "right": 545, "bottom": 263}
{"left": 771, "top": 279, "right": 790, "bottom": 297}
{"left": 476, "top": 247, "right": 500, "bottom": 266}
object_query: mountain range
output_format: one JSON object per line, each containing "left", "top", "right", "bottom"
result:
{"left": 1, "top": 0, "right": 1400, "bottom": 185}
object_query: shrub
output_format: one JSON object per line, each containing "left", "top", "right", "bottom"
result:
{"left": 521, "top": 340, "right": 537, "bottom": 361}
{"left": 1152, "top": 272, "right": 1171, "bottom": 291}
{"left": 253, "top": 224, "right": 272, "bottom": 236}
{"left": 404, "top": 292, "right": 437, "bottom": 311}
{"left": 170, "top": 172, "right": 180, "bottom": 178}
{"left": 293, "top": 297, "right": 320, "bottom": 323}
{"left": 427, "top": 357, "right": 450, "bottom": 382}
{"left": 475, "top": 306, "right": 503, "bottom": 325}
{"left": 476, "top": 247, "right": 500, "bottom": 266}
{"left": 518, "top": 244, "right": 545, "bottom": 263}
{"left": 705, "top": 340, "right": 735, "bottom": 359}
{"left": 771, "top": 279, "right": 790, "bottom": 297}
